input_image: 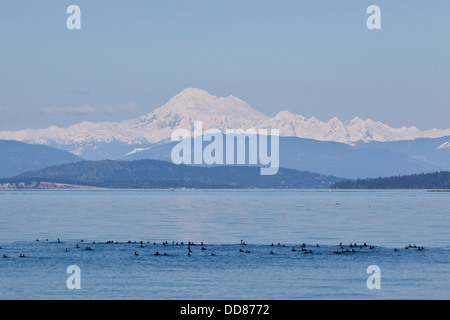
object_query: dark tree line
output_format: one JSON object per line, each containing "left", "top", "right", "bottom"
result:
{"left": 332, "top": 171, "right": 450, "bottom": 189}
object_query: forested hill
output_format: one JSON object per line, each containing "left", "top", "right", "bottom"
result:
{"left": 332, "top": 171, "right": 450, "bottom": 189}
{"left": 3, "top": 160, "right": 345, "bottom": 189}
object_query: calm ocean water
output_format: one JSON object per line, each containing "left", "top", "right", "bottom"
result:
{"left": 0, "top": 189, "right": 449, "bottom": 299}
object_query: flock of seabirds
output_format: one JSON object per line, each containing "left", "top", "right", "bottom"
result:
{"left": 0, "top": 238, "right": 425, "bottom": 259}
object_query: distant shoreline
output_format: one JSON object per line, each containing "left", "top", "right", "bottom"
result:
{"left": 0, "top": 183, "right": 448, "bottom": 191}
{"left": 0, "top": 182, "right": 106, "bottom": 190}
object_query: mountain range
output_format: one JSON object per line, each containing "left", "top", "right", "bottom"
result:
{"left": 123, "top": 135, "right": 450, "bottom": 179}
{"left": 1, "top": 88, "right": 449, "bottom": 160}
{"left": 0, "top": 88, "right": 449, "bottom": 180}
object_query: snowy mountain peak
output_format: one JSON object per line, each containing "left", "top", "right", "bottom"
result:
{"left": 0, "top": 88, "right": 450, "bottom": 153}
{"left": 177, "top": 87, "right": 211, "bottom": 96}
{"left": 347, "top": 116, "right": 364, "bottom": 124}
{"left": 150, "top": 88, "right": 268, "bottom": 122}
{"left": 328, "top": 117, "right": 343, "bottom": 124}
{"left": 272, "top": 111, "right": 298, "bottom": 120}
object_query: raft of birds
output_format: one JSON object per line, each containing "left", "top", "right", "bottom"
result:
{"left": 0, "top": 238, "right": 426, "bottom": 259}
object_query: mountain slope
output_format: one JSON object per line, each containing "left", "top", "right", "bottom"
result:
{"left": 9, "top": 160, "right": 346, "bottom": 189}
{"left": 124, "top": 135, "right": 446, "bottom": 179}
{"left": 0, "top": 88, "right": 449, "bottom": 159}
{"left": 355, "top": 136, "right": 450, "bottom": 169}
{"left": 0, "top": 140, "right": 83, "bottom": 178}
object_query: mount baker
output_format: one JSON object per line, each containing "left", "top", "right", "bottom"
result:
{"left": 1, "top": 88, "right": 449, "bottom": 157}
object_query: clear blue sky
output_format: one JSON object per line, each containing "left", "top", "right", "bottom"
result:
{"left": 1, "top": 0, "right": 449, "bottom": 130}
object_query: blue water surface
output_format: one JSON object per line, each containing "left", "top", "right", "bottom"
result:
{"left": 0, "top": 189, "right": 448, "bottom": 299}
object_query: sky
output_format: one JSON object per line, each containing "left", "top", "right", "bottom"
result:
{"left": 1, "top": 0, "right": 449, "bottom": 131}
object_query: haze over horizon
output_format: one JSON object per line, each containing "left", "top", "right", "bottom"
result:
{"left": 1, "top": 0, "right": 450, "bottom": 131}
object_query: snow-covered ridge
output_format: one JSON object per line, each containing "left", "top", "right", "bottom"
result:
{"left": 437, "top": 141, "right": 450, "bottom": 150}
{"left": 1, "top": 88, "right": 449, "bottom": 146}
{"left": 125, "top": 148, "right": 151, "bottom": 157}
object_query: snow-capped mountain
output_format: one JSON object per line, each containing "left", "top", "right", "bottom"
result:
{"left": 256, "top": 111, "right": 450, "bottom": 144}
{"left": 1, "top": 88, "right": 449, "bottom": 156}
{"left": 0, "top": 88, "right": 268, "bottom": 148}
